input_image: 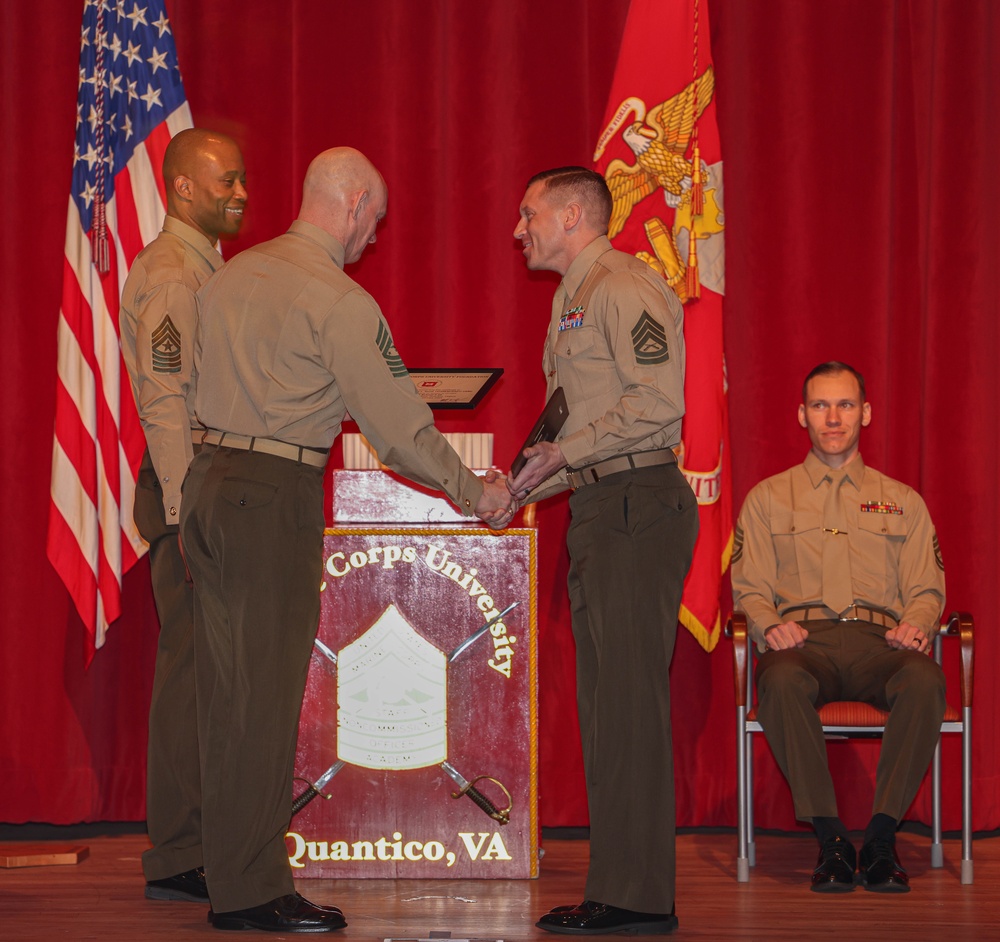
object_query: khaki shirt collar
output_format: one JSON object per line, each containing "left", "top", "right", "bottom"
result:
{"left": 162, "top": 214, "right": 224, "bottom": 269}
{"left": 561, "top": 235, "right": 614, "bottom": 299}
{"left": 287, "top": 219, "right": 346, "bottom": 269}
{"left": 804, "top": 449, "right": 867, "bottom": 490}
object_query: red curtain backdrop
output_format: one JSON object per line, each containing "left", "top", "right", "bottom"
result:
{"left": 2, "top": 0, "right": 997, "bottom": 836}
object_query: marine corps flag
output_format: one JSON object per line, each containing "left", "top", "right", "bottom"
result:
{"left": 594, "top": 0, "right": 730, "bottom": 651}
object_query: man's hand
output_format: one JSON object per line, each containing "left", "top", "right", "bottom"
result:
{"left": 885, "top": 622, "right": 930, "bottom": 653}
{"left": 507, "top": 442, "right": 568, "bottom": 500}
{"left": 475, "top": 470, "right": 518, "bottom": 530}
{"left": 763, "top": 621, "right": 809, "bottom": 650}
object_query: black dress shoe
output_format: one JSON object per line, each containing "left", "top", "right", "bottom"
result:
{"left": 537, "top": 900, "right": 677, "bottom": 935}
{"left": 858, "top": 838, "right": 910, "bottom": 893}
{"left": 810, "top": 836, "right": 857, "bottom": 893}
{"left": 145, "top": 867, "right": 209, "bottom": 902}
{"left": 209, "top": 893, "right": 347, "bottom": 932}
{"left": 545, "top": 901, "right": 585, "bottom": 914}
{"left": 294, "top": 891, "right": 343, "bottom": 916}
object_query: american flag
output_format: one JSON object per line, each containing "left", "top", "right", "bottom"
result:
{"left": 47, "top": 0, "right": 192, "bottom": 658}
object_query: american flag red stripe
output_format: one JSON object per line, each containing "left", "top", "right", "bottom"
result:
{"left": 47, "top": 0, "right": 192, "bottom": 659}
{"left": 144, "top": 123, "right": 174, "bottom": 209}
{"left": 113, "top": 169, "right": 145, "bottom": 264}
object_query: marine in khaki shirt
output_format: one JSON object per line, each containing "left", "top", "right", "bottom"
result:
{"left": 118, "top": 129, "right": 247, "bottom": 907}
{"left": 120, "top": 213, "right": 221, "bottom": 520}
{"left": 731, "top": 362, "right": 946, "bottom": 895}
{"left": 180, "top": 148, "right": 511, "bottom": 931}
{"left": 193, "top": 217, "right": 484, "bottom": 514}
{"left": 732, "top": 450, "right": 944, "bottom": 650}
{"left": 524, "top": 234, "right": 686, "bottom": 502}
{"left": 509, "top": 168, "right": 697, "bottom": 935}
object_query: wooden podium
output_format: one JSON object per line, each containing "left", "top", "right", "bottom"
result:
{"left": 287, "top": 471, "right": 539, "bottom": 878}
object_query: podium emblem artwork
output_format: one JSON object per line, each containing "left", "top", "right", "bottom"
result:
{"left": 288, "top": 528, "right": 537, "bottom": 878}
{"left": 337, "top": 604, "right": 448, "bottom": 770}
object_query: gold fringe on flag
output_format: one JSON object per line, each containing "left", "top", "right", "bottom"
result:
{"left": 685, "top": 0, "right": 703, "bottom": 302}
{"left": 690, "top": 144, "right": 704, "bottom": 216}
{"left": 686, "top": 228, "right": 700, "bottom": 300}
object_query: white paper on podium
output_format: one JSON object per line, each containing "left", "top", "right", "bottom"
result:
{"left": 342, "top": 432, "right": 493, "bottom": 470}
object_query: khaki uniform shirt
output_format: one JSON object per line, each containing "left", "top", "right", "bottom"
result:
{"left": 193, "top": 220, "right": 483, "bottom": 514}
{"left": 530, "top": 235, "right": 686, "bottom": 502}
{"left": 732, "top": 451, "right": 945, "bottom": 648}
{"left": 120, "top": 215, "right": 222, "bottom": 520}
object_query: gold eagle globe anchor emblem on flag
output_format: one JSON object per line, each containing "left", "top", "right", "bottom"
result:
{"left": 592, "top": 3, "right": 732, "bottom": 653}
{"left": 595, "top": 66, "right": 724, "bottom": 306}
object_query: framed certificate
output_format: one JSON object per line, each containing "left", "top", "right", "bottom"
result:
{"left": 409, "top": 368, "right": 503, "bottom": 409}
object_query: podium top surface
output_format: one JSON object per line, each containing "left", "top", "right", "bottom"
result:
{"left": 331, "top": 469, "right": 485, "bottom": 524}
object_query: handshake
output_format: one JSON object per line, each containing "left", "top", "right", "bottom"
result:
{"left": 472, "top": 441, "right": 568, "bottom": 530}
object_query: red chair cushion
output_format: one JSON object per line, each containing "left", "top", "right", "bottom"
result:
{"left": 747, "top": 701, "right": 960, "bottom": 725}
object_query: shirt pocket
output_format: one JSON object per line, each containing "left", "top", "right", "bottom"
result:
{"left": 770, "top": 510, "right": 823, "bottom": 578}
{"left": 853, "top": 510, "right": 908, "bottom": 590}
{"left": 553, "top": 324, "right": 597, "bottom": 360}
{"left": 553, "top": 326, "right": 603, "bottom": 408}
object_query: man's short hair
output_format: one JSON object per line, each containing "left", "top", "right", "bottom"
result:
{"left": 802, "top": 361, "right": 867, "bottom": 404}
{"left": 527, "top": 166, "right": 613, "bottom": 233}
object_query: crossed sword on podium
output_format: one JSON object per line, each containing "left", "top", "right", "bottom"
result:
{"left": 291, "top": 601, "right": 521, "bottom": 825}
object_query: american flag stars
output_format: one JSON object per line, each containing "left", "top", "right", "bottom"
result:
{"left": 73, "top": 0, "right": 185, "bottom": 227}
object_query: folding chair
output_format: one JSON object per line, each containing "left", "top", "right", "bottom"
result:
{"left": 730, "top": 610, "right": 974, "bottom": 884}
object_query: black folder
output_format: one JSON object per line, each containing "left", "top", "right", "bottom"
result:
{"left": 511, "top": 387, "right": 569, "bottom": 477}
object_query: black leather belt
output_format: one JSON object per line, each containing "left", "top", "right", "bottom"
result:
{"left": 201, "top": 430, "right": 329, "bottom": 469}
{"left": 566, "top": 448, "right": 677, "bottom": 488}
{"left": 781, "top": 605, "right": 899, "bottom": 629}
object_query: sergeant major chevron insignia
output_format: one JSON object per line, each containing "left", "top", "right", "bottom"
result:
{"left": 151, "top": 314, "right": 181, "bottom": 373}
{"left": 376, "top": 320, "right": 408, "bottom": 378}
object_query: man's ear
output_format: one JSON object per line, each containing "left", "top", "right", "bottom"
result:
{"left": 350, "top": 190, "right": 369, "bottom": 221}
{"left": 797, "top": 404, "right": 807, "bottom": 428}
{"left": 861, "top": 402, "right": 872, "bottom": 427}
{"left": 563, "top": 201, "right": 582, "bottom": 231}
{"left": 173, "top": 174, "right": 192, "bottom": 202}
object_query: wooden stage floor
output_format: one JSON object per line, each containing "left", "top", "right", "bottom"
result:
{"left": 1, "top": 830, "right": 995, "bottom": 941}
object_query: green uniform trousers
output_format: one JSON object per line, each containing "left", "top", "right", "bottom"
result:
{"left": 566, "top": 463, "right": 698, "bottom": 914}
{"left": 133, "top": 447, "right": 202, "bottom": 882}
{"left": 755, "top": 618, "right": 946, "bottom": 821}
{"left": 180, "top": 445, "right": 325, "bottom": 913}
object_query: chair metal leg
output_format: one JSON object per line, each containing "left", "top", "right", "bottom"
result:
{"left": 736, "top": 706, "right": 749, "bottom": 882}
{"left": 931, "top": 737, "right": 943, "bottom": 867}
{"left": 746, "top": 729, "right": 756, "bottom": 867}
{"left": 962, "top": 706, "right": 973, "bottom": 884}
